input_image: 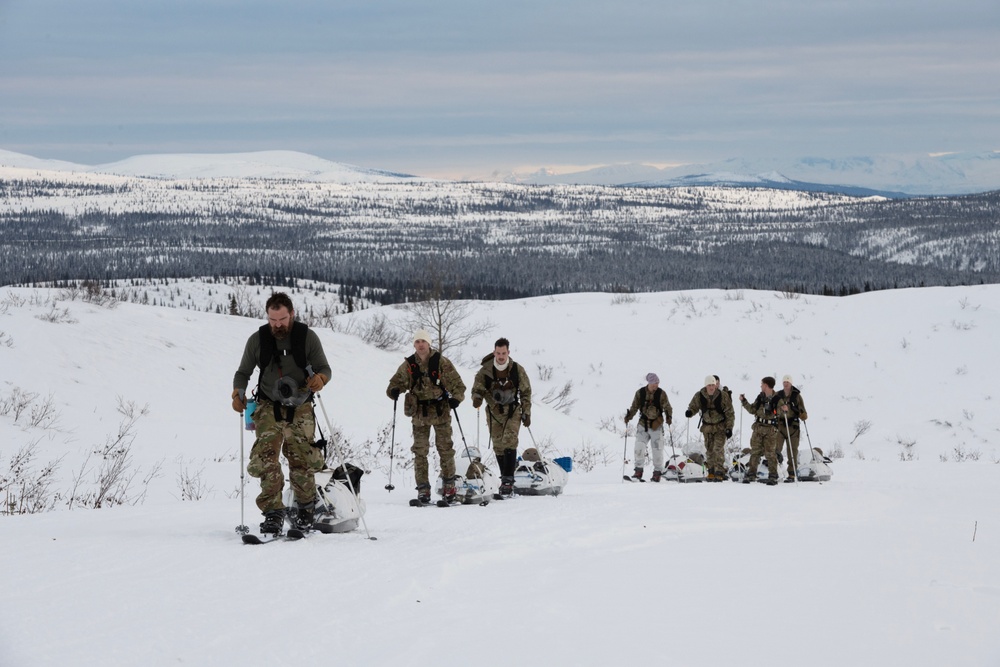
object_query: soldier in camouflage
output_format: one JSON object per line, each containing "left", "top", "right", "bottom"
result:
{"left": 386, "top": 329, "right": 466, "bottom": 503}
{"left": 232, "top": 292, "right": 331, "bottom": 535}
{"left": 775, "top": 374, "right": 808, "bottom": 482}
{"left": 471, "top": 337, "right": 532, "bottom": 497}
{"left": 739, "top": 376, "right": 781, "bottom": 485}
{"left": 624, "top": 372, "right": 673, "bottom": 482}
{"left": 685, "top": 375, "right": 735, "bottom": 481}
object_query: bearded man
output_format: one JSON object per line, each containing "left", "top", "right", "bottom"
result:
{"left": 232, "top": 292, "right": 331, "bottom": 535}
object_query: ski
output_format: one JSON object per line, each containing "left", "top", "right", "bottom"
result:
{"left": 286, "top": 528, "right": 311, "bottom": 540}
{"left": 241, "top": 533, "right": 283, "bottom": 545}
{"left": 409, "top": 498, "right": 433, "bottom": 507}
{"left": 623, "top": 476, "right": 646, "bottom": 483}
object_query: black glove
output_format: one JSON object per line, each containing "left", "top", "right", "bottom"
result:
{"left": 725, "top": 428, "right": 733, "bottom": 438}
{"left": 448, "top": 397, "right": 460, "bottom": 409}
{"left": 521, "top": 413, "right": 531, "bottom": 427}
{"left": 685, "top": 409, "right": 693, "bottom": 418}
{"left": 389, "top": 388, "right": 400, "bottom": 400}
{"left": 666, "top": 417, "right": 672, "bottom": 426}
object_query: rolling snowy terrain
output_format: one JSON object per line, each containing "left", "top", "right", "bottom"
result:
{"left": 1, "top": 282, "right": 998, "bottom": 666}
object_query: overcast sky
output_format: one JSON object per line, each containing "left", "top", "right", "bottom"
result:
{"left": 1, "top": 0, "right": 998, "bottom": 178}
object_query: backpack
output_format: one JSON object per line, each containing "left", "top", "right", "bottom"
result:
{"left": 257, "top": 321, "right": 309, "bottom": 373}
{"left": 637, "top": 387, "right": 665, "bottom": 424}
{"left": 406, "top": 351, "right": 444, "bottom": 391}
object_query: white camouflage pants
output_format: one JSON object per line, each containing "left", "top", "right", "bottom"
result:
{"left": 635, "top": 425, "right": 666, "bottom": 472}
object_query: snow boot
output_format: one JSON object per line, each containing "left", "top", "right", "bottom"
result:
{"left": 742, "top": 473, "right": 753, "bottom": 484}
{"left": 293, "top": 501, "right": 316, "bottom": 531}
{"left": 633, "top": 467, "right": 644, "bottom": 481}
{"left": 442, "top": 477, "right": 458, "bottom": 503}
{"left": 260, "top": 509, "right": 285, "bottom": 535}
{"left": 651, "top": 470, "right": 661, "bottom": 483}
{"left": 499, "top": 476, "right": 514, "bottom": 497}
{"left": 416, "top": 483, "right": 432, "bottom": 504}
{"left": 766, "top": 476, "right": 779, "bottom": 486}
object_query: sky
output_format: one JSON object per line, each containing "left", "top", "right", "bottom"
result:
{"left": 1, "top": 0, "right": 999, "bottom": 179}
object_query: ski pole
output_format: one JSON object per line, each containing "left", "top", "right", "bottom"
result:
{"left": 621, "top": 426, "right": 629, "bottom": 482}
{"left": 452, "top": 403, "right": 476, "bottom": 462}
{"left": 385, "top": 397, "right": 398, "bottom": 492}
{"left": 802, "top": 418, "right": 819, "bottom": 464}
{"left": 783, "top": 410, "right": 799, "bottom": 483}
{"left": 236, "top": 409, "right": 249, "bottom": 535}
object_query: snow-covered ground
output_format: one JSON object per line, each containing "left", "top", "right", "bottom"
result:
{"left": 1, "top": 284, "right": 998, "bottom": 666}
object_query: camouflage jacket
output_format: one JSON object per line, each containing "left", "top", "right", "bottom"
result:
{"left": 625, "top": 387, "right": 673, "bottom": 431}
{"left": 688, "top": 386, "right": 735, "bottom": 429}
{"left": 472, "top": 356, "right": 532, "bottom": 419}
{"left": 386, "top": 350, "right": 466, "bottom": 423}
{"left": 741, "top": 391, "right": 779, "bottom": 430}
{"left": 773, "top": 387, "right": 807, "bottom": 429}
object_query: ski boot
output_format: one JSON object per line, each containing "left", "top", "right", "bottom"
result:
{"left": 766, "top": 476, "right": 779, "bottom": 486}
{"left": 416, "top": 483, "right": 432, "bottom": 504}
{"left": 442, "top": 478, "right": 458, "bottom": 504}
{"left": 632, "top": 467, "right": 644, "bottom": 482}
{"left": 293, "top": 501, "right": 316, "bottom": 532}
{"left": 651, "top": 470, "right": 662, "bottom": 483}
{"left": 259, "top": 509, "right": 285, "bottom": 536}
{"left": 499, "top": 476, "right": 514, "bottom": 498}
{"left": 741, "top": 473, "right": 754, "bottom": 484}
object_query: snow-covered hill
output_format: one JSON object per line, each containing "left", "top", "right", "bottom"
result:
{"left": 1, "top": 283, "right": 998, "bottom": 666}
{"left": 0, "top": 148, "right": 417, "bottom": 184}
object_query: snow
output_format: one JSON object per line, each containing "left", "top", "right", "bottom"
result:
{"left": 1, "top": 284, "right": 999, "bottom": 666}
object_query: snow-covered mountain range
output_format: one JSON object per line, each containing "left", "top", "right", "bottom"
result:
{"left": 4, "top": 148, "right": 999, "bottom": 194}
{"left": 507, "top": 152, "right": 1000, "bottom": 195}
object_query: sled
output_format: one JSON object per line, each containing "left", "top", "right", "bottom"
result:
{"left": 434, "top": 447, "right": 500, "bottom": 504}
{"left": 795, "top": 447, "right": 833, "bottom": 482}
{"left": 512, "top": 448, "right": 570, "bottom": 496}
{"left": 285, "top": 464, "right": 366, "bottom": 533}
{"left": 663, "top": 452, "right": 707, "bottom": 483}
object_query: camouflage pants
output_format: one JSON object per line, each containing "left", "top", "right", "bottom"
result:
{"left": 635, "top": 425, "right": 666, "bottom": 472}
{"left": 779, "top": 425, "right": 801, "bottom": 476}
{"left": 247, "top": 399, "right": 323, "bottom": 512}
{"left": 700, "top": 422, "right": 728, "bottom": 476}
{"left": 411, "top": 419, "right": 455, "bottom": 487}
{"left": 748, "top": 425, "right": 780, "bottom": 478}
{"left": 486, "top": 406, "right": 521, "bottom": 458}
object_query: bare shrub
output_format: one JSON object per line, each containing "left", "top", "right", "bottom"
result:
{"left": 336, "top": 313, "right": 406, "bottom": 350}
{"left": 896, "top": 436, "right": 917, "bottom": 461}
{"left": 35, "top": 303, "right": 77, "bottom": 324}
{"left": 610, "top": 292, "right": 637, "bottom": 305}
{"left": 0, "top": 331, "right": 13, "bottom": 348}
{"left": 540, "top": 380, "right": 576, "bottom": 415}
{"left": 536, "top": 363, "right": 554, "bottom": 382}
{"left": 59, "top": 280, "right": 118, "bottom": 308}
{"left": 571, "top": 440, "right": 612, "bottom": 473}
{"left": 850, "top": 419, "right": 872, "bottom": 445}
{"left": 176, "top": 462, "right": 211, "bottom": 501}
{"left": 67, "top": 398, "right": 162, "bottom": 509}
{"left": 0, "top": 440, "right": 64, "bottom": 515}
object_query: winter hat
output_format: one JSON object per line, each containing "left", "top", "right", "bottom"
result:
{"left": 782, "top": 374, "right": 793, "bottom": 384}
{"left": 704, "top": 375, "right": 718, "bottom": 387}
{"left": 413, "top": 329, "right": 432, "bottom": 344}
{"left": 645, "top": 372, "right": 659, "bottom": 384}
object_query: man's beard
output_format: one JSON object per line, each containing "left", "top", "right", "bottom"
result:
{"left": 271, "top": 325, "right": 290, "bottom": 340}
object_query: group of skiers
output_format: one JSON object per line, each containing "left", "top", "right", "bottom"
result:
{"left": 231, "top": 292, "right": 807, "bottom": 536}
{"left": 624, "top": 373, "right": 807, "bottom": 485}
{"left": 231, "top": 293, "right": 534, "bottom": 534}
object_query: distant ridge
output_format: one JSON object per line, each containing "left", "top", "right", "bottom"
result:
{"left": 0, "top": 149, "right": 417, "bottom": 184}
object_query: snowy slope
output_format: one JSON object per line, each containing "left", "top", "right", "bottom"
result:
{"left": 1, "top": 285, "right": 998, "bottom": 666}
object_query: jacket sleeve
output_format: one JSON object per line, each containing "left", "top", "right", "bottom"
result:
{"left": 518, "top": 364, "right": 532, "bottom": 415}
{"left": 687, "top": 392, "right": 701, "bottom": 416}
{"left": 723, "top": 390, "right": 735, "bottom": 429}
{"left": 386, "top": 360, "right": 410, "bottom": 398}
{"left": 440, "top": 357, "right": 466, "bottom": 403}
{"left": 305, "top": 329, "right": 332, "bottom": 380}
{"left": 661, "top": 393, "right": 673, "bottom": 423}
{"left": 625, "top": 389, "right": 641, "bottom": 421}
{"left": 233, "top": 333, "right": 259, "bottom": 392}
